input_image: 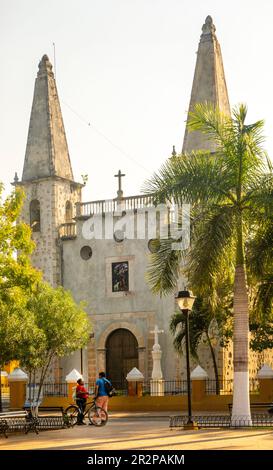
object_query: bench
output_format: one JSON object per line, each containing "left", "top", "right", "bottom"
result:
{"left": 23, "top": 406, "right": 72, "bottom": 429}
{"left": 228, "top": 403, "right": 273, "bottom": 413}
{"left": 0, "top": 410, "right": 38, "bottom": 437}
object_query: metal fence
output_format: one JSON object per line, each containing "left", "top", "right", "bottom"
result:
{"left": 27, "top": 383, "right": 68, "bottom": 398}
{"left": 170, "top": 414, "right": 273, "bottom": 428}
{"left": 205, "top": 379, "right": 260, "bottom": 395}
{"left": 42, "top": 383, "right": 68, "bottom": 397}
{"left": 24, "top": 379, "right": 260, "bottom": 398}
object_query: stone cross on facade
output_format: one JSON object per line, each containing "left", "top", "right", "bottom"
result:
{"left": 150, "top": 325, "right": 164, "bottom": 351}
{"left": 115, "top": 170, "right": 125, "bottom": 199}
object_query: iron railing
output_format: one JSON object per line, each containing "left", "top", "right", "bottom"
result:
{"left": 205, "top": 379, "right": 260, "bottom": 395}
{"left": 205, "top": 379, "right": 233, "bottom": 395}
{"left": 170, "top": 414, "right": 273, "bottom": 428}
{"left": 42, "top": 383, "right": 68, "bottom": 397}
{"left": 24, "top": 379, "right": 261, "bottom": 398}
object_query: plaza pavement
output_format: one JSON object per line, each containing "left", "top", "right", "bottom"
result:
{"left": 1, "top": 412, "right": 273, "bottom": 450}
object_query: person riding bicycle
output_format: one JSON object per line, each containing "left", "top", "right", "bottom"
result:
{"left": 76, "top": 378, "right": 88, "bottom": 425}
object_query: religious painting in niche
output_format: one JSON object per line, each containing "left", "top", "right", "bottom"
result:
{"left": 112, "top": 261, "right": 129, "bottom": 292}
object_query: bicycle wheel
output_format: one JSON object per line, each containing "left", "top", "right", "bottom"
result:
{"left": 88, "top": 406, "right": 108, "bottom": 426}
{"left": 65, "top": 405, "right": 79, "bottom": 426}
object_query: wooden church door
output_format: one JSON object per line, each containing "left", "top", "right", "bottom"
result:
{"left": 106, "top": 328, "right": 139, "bottom": 387}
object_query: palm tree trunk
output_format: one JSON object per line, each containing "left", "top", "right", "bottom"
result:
{"left": 232, "top": 215, "right": 251, "bottom": 424}
{"left": 206, "top": 333, "right": 220, "bottom": 395}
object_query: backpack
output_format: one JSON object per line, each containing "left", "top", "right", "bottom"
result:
{"left": 103, "top": 378, "right": 116, "bottom": 397}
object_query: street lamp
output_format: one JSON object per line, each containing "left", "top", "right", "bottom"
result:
{"left": 175, "top": 290, "right": 196, "bottom": 429}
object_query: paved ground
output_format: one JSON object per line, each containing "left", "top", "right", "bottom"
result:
{"left": 1, "top": 413, "right": 273, "bottom": 450}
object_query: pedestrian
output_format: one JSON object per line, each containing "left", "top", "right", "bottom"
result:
{"left": 94, "top": 371, "right": 112, "bottom": 413}
{"left": 75, "top": 378, "right": 88, "bottom": 425}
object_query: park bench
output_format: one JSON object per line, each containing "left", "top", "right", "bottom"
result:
{"left": 23, "top": 405, "right": 72, "bottom": 429}
{"left": 228, "top": 403, "right": 273, "bottom": 414}
{"left": 0, "top": 410, "right": 38, "bottom": 438}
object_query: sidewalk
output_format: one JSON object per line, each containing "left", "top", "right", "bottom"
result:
{"left": 1, "top": 412, "right": 272, "bottom": 450}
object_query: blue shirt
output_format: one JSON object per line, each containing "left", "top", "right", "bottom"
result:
{"left": 96, "top": 378, "right": 110, "bottom": 397}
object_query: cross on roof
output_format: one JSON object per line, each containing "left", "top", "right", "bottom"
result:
{"left": 115, "top": 169, "right": 125, "bottom": 199}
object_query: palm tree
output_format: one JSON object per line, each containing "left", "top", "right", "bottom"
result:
{"left": 143, "top": 102, "right": 273, "bottom": 424}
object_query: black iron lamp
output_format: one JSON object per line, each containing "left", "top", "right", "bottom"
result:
{"left": 175, "top": 290, "right": 197, "bottom": 429}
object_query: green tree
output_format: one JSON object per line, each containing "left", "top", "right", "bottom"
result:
{"left": 20, "top": 283, "right": 92, "bottom": 403}
{"left": 0, "top": 185, "right": 40, "bottom": 294}
{"left": 144, "top": 103, "right": 273, "bottom": 423}
{"left": 0, "top": 185, "right": 41, "bottom": 410}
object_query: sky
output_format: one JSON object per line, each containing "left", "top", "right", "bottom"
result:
{"left": 1, "top": 0, "right": 273, "bottom": 201}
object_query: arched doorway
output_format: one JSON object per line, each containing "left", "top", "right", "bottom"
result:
{"left": 106, "top": 328, "right": 139, "bottom": 387}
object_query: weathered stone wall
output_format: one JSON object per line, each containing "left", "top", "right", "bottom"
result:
{"left": 18, "top": 177, "right": 81, "bottom": 287}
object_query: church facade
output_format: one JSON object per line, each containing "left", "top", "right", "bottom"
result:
{"left": 15, "top": 17, "right": 270, "bottom": 385}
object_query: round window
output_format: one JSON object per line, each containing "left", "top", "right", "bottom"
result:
{"left": 148, "top": 239, "right": 160, "bottom": 253}
{"left": 113, "top": 230, "right": 125, "bottom": 243}
{"left": 80, "top": 245, "right": 93, "bottom": 260}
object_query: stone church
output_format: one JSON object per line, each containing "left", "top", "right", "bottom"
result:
{"left": 15, "top": 16, "right": 271, "bottom": 386}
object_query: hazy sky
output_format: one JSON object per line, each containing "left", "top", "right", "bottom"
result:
{"left": 1, "top": 0, "right": 272, "bottom": 201}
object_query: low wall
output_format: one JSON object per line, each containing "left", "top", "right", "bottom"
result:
{"left": 40, "top": 394, "right": 262, "bottom": 413}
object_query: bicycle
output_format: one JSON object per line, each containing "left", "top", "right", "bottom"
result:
{"left": 65, "top": 398, "right": 108, "bottom": 427}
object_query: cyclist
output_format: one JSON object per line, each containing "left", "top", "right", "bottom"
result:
{"left": 76, "top": 378, "right": 88, "bottom": 425}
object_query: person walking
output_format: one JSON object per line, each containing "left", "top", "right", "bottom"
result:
{"left": 75, "top": 378, "right": 88, "bottom": 425}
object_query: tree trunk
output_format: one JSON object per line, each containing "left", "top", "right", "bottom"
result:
{"left": 206, "top": 333, "right": 220, "bottom": 395}
{"left": 232, "top": 262, "right": 251, "bottom": 424}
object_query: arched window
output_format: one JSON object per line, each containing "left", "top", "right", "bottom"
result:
{"left": 65, "top": 200, "right": 73, "bottom": 222}
{"left": 30, "top": 199, "right": 40, "bottom": 232}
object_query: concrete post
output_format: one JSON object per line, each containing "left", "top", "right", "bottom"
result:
{"left": 191, "top": 365, "right": 208, "bottom": 402}
{"left": 257, "top": 364, "right": 273, "bottom": 402}
{"left": 65, "top": 368, "right": 83, "bottom": 402}
{"left": 126, "top": 368, "right": 144, "bottom": 397}
{"left": 8, "top": 368, "right": 28, "bottom": 409}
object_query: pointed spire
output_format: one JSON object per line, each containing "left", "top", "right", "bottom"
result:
{"left": 182, "top": 16, "right": 231, "bottom": 153}
{"left": 22, "top": 55, "right": 74, "bottom": 182}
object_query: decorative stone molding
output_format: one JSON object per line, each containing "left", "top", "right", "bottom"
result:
{"left": 97, "top": 321, "right": 145, "bottom": 350}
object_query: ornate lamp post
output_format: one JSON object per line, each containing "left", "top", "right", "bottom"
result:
{"left": 175, "top": 290, "right": 196, "bottom": 429}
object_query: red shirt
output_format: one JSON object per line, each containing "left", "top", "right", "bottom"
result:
{"left": 76, "top": 384, "right": 88, "bottom": 399}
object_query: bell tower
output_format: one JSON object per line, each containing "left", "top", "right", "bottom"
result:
{"left": 16, "top": 54, "right": 83, "bottom": 286}
{"left": 182, "top": 16, "right": 231, "bottom": 153}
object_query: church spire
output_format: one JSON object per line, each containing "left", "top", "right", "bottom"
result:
{"left": 182, "top": 16, "right": 231, "bottom": 153}
{"left": 22, "top": 54, "right": 74, "bottom": 182}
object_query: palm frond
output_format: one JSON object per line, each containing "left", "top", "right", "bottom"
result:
{"left": 142, "top": 151, "right": 236, "bottom": 206}
{"left": 188, "top": 204, "right": 236, "bottom": 294}
{"left": 145, "top": 237, "right": 184, "bottom": 295}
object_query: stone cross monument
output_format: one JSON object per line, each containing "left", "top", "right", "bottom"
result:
{"left": 150, "top": 325, "right": 164, "bottom": 396}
